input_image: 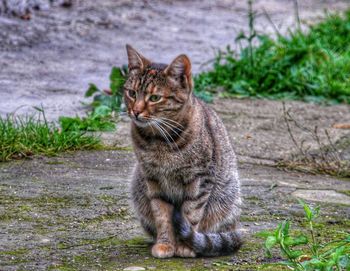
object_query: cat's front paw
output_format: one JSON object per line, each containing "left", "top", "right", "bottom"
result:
{"left": 151, "top": 243, "right": 175, "bottom": 258}
{"left": 175, "top": 243, "right": 196, "bottom": 258}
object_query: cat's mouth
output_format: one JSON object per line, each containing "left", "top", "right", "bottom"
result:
{"left": 132, "top": 117, "right": 153, "bottom": 128}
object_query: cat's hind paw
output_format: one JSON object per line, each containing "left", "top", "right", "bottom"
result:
{"left": 175, "top": 243, "right": 196, "bottom": 258}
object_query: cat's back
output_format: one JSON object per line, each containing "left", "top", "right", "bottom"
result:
{"left": 196, "top": 97, "right": 237, "bottom": 168}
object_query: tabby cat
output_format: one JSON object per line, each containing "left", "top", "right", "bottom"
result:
{"left": 124, "top": 45, "right": 242, "bottom": 258}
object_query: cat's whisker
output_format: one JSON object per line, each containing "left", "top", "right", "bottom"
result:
{"left": 150, "top": 124, "right": 156, "bottom": 135}
{"left": 150, "top": 119, "right": 169, "bottom": 141}
{"left": 155, "top": 120, "right": 181, "bottom": 152}
{"left": 153, "top": 122, "right": 172, "bottom": 146}
{"left": 148, "top": 120, "right": 156, "bottom": 135}
{"left": 154, "top": 120, "right": 173, "bottom": 142}
{"left": 141, "top": 116, "right": 183, "bottom": 151}
{"left": 158, "top": 117, "right": 184, "bottom": 128}
{"left": 140, "top": 116, "right": 156, "bottom": 135}
{"left": 156, "top": 119, "right": 185, "bottom": 142}
{"left": 157, "top": 119, "right": 184, "bottom": 132}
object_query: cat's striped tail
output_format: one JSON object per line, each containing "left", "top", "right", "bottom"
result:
{"left": 173, "top": 209, "right": 243, "bottom": 256}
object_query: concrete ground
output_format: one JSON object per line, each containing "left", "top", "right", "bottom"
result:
{"left": 1, "top": 98, "right": 349, "bottom": 271}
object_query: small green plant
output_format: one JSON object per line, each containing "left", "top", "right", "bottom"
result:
{"left": 195, "top": 4, "right": 350, "bottom": 104}
{"left": 59, "top": 66, "right": 127, "bottom": 132}
{"left": 261, "top": 200, "right": 350, "bottom": 270}
{"left": 85, "top": 66, "right": 127, "bottom": 116}
{"left": 0, "top": 107, "right": 101, "bottom": 162}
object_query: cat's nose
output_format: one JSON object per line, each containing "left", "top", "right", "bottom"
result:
{"left": 133, "top": 101, "right": 145, "bottom": 119}
{"left": 133, "top": 110, "right": 141, "bottom": 119}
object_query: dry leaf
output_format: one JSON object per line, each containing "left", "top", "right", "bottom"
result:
{"left": 332, "top": 123, "right": 350, "bottom": 129}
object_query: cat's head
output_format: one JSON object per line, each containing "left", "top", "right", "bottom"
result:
{"left": 124, "top": 44, "right": 193, "bottom": 128}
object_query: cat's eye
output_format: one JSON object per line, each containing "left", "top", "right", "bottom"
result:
{"left": 128, "top": 89, "right": 136, "bottom": 99}
{"left": 149, "top": 95, "right": 162, "bottom": 102}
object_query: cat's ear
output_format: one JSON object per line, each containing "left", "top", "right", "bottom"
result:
{"left": 164, "top": 54, "right": 193, "bottom": 90}
{"left": 126, "top": 44, "right": 150, "bottom": 72}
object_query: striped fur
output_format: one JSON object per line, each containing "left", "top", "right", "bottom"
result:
{"left": 125, "top": 45, "right": 242, "bottom": 258}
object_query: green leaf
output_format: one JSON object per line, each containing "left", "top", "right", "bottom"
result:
{"left": 255, "top": 230, "right": 274, "bottom": 238}
{"left": 59, "top": 116, "right": 84, "bottom": 132}
{"left": 303, "top": 258, "right": 325, "bottom": 269}
{"left": 85, "top": 84, "right": 100, "bottom": 97}
{"left": 92, "top": 105, "right": 112, "bottom": 118}
{"left": 275, "top": 223, "right": 283, "bottom": 241}
{"left": 265, "top": 236, "right": 277, "bottom": 249}
{"left": 288, "top": 250, "right": 303, "bottom": 259}
{"left": 284, "top": 235, "right": 308, "bottom": 246}
{"left": 59, "top": 115, "right": 115, "bottom": 132}
{"left": 93, "top": 94, "right": 113, "bottom": 108}
{"left": 109, "top": 67, "right": 126, "bottom": 93}
{"left": 282, "top": 221, "right": 290, "bottom": 236}
{"left": 313, "top": 206, "right": 320, "bottom": 218}
{"left": 298, "top": 199, "right": 313, "bottom": 221}
{"left": 265, "top": 236, "right": 277, "bottom": 257}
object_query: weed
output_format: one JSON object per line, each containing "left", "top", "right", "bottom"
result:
{"left": 259, "top": 200, "right": 350, "bottom": 270}
{"left": 59, "top": 66, "right": 127, "bottom": 132}
{"left": 0, "top": 107, "right": 100, "bottom": 162}
{"left": 85, "top": 66, "right": 127, "bottom": 115}
{"left": 278, "top": 103, "right": 350, "bottom": 177}
{"left": 195, "top": 3, "right": 350, "bottom": 104}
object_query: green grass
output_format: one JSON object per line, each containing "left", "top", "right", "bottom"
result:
{"left": 0, "top": 111, "right": 101, "bottom": 162}
{"left": 195, "top": 9, "right": 350, "bottom": 104}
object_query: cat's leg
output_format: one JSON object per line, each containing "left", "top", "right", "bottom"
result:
{"left": 175, "top": 178, "right": 212, "bottom": 257}
{"left": 131, "top": 173, "right": 157, "bottom": 238}
{"left": 149, "top": 198, "right": 176, "bottom": 258}
{"left": 132, "top": 174, "right": 175, "bottom": 258}
{"left": 146, "top": 180, "right": 176, "bottom": 258}
{"left": 133, "top": 192, "right": 175, "bottom": 258}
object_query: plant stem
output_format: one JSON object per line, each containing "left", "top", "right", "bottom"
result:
{"left": 293, "top": 0, "right": 301, "bottom": 30}
{"left": 309, "top": 220, "right": 319, "bottom": 257}
{"left": 247, "top": 0, "right": 255, "bottom": 71}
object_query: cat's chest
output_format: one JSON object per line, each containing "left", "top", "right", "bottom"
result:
{"left": 141, "top": 150, "right": 188, "bottom": 180}
{"left": 135, "top": 141, "right": 212, "bottom": 201}
{"left": 138, "top": 143, "right": 184, "bottom": 166}
{"left": 140, "top": 147, "right": 201, "bottom": 181}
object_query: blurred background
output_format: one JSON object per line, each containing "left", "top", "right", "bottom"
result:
{"left": 1, "top": 0, "right": 349, "bottom": 120}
